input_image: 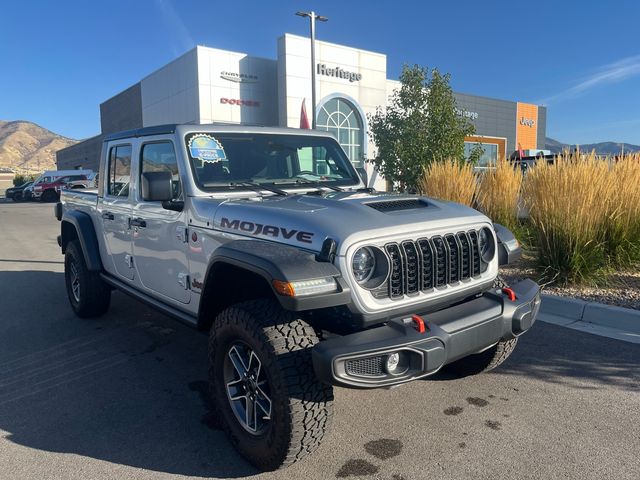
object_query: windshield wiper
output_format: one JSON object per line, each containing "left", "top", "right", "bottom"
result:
{"left": 287, "top": 178, "right": 343, "bottom": 192}
{"left": 228, "top": 181, "right": 289, "bottom": 196}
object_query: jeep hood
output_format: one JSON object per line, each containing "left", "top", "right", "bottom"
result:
{"left": 199, "top": 192, "right": 490, "bottom": 254}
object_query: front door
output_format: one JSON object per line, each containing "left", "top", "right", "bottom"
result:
{"left": 101, "top": 143, "right": 134, "bottom": 280}
{"left": 132, "top": 140, "right": 190, "bottom": 304}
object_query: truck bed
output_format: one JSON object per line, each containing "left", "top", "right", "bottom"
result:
{"left": 60, "top": 189, "right": 98, "bottom": 216}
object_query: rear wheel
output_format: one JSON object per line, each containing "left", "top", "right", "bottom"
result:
{"left": 64, "top": 240, "right": 111, "bottom": 318}
{"left": 209, "top": 299, "right": 333, "bottom": 471}
{"left": 41, "top": 189, "right": 58, "bottom": 202}
{"left": 444, "top": 276, "right": 518, "bottom": 376}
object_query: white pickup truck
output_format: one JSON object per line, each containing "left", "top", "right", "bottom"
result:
{"left": 55, "top": 124, "right": 540, "bottom": 471}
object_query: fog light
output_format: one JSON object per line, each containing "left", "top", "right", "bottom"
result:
{"left": 385, "top": 353, "right": 400, "bottom": 373}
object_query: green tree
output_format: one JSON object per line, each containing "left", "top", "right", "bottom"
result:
{"left": 368, "top": 65, "right": 478, "bottom": 192}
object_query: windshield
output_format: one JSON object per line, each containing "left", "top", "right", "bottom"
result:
{"left": 184, "top": 132, "right": 359, "bottom": 191}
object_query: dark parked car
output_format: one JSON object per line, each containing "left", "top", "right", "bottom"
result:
{"left": 5, "top": 181, "right": 33, "bottom": 202}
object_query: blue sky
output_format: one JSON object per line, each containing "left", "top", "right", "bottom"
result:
{"left": 1, "top": 0, "right": 639, "bottom": 145}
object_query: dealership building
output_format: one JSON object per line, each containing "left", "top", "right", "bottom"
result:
{"left": 57, "top": 33, "right": 547, "bottom": 188}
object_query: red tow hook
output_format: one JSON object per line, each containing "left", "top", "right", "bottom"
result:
{"left": 502, "top": 287, "right": 517, "bottom": 301}
{"left": 411, "top": 314, "right": 428, "bottom": 334}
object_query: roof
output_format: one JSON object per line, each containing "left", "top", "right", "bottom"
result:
{"left": 103, "top": 124, "right": 336, "bottom": 142}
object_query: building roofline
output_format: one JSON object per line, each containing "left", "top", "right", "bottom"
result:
{"left": 279, "top": 33, "right": 386, "bottom": 59}
{"left": 56, "top": 133, "right": 104, "bottom": 154}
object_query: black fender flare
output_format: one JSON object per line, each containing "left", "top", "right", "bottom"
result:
{"left": 494, "top": 223, "right": 522, "bottom": 266}
{"left": 200, "top": 239, "right": 351, "bottom": 314}
{"left": 61, "top": 211, "right": 103, "bottom": 271}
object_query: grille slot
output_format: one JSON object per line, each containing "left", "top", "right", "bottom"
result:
{"left": 432, "top": 237, "right": 448, "bottom": 287}
{"left": 382, "top": 230, "right": 483, "bottom": 299}
{"left": 458, "top": 232, "right": 472, "bottom": 279}
{"left": 345, "top": 356, "right": 385, "bottom": 377}
{"left": 401, "top": 241, "right": 420, "bottom": 295}
{"left": 445, "top": 234, "right": 460, "bottom": 283}
{"left": 468, "top": 231, "right": 481, "bottom": 276}
{"left": 417, "top": 239, "right": 434, "bottom": 290}
{"left": 385, "top": 244, "right": 404, "bottom": 299}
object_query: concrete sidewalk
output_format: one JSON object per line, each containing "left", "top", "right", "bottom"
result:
{"left": 538, "top": 294, "right": 640, "bottom": 344}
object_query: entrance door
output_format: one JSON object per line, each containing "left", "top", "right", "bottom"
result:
{"left": 101, "top": 144, "right": 134, "bottom": 280}
{"left": 132, "top": 140, "right": 190, "bottom": 304}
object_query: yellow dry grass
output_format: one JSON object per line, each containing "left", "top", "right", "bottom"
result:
{"left": 476, "top": 159, "right": 523, "bottom": 231}
{"left": 522, "top": 151, "right": 640, "bottom": 283}
{"left": 420, "top": 160, "right": 477, "bottom": 206}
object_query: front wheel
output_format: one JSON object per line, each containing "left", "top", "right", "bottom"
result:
{"left": 209, "top": 299, "right": 333, "bottom": 471}
{"left": 64, "top": 240, "right": 111, "bottom": 318}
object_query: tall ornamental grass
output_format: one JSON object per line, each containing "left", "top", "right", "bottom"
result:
{"left": 476, "top": 159, "right": 523, "bottom": 233}
{"left": 607, "top": 154, "right": 640, "bottom": 265}
{"left": 522, "top": 152, "right": 627, "bottom": 284}
{"left": 420, "top": 160, "right": 476, "bottom": 206}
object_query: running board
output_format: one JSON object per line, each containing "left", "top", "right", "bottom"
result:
{"left": 100, "top": 273, "right": 199, "bottom": 328}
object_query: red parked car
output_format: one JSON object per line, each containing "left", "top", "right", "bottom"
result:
{"left": 32, "top": 174, "right": 91, "bottom": 202}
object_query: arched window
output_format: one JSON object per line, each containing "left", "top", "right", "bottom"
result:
{"left": 316, "top": 97, "right": 364, "bottom": 167}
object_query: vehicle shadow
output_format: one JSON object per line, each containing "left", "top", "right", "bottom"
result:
{"left": 0, "top": 270, "right": 257, "bottom": 478}
{"left": 429, "top": 321, "right": 640, "bottom": 392}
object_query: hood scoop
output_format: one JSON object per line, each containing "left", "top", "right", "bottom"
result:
{"left": 365, "top": 198, "right": 428, "bottom": 212}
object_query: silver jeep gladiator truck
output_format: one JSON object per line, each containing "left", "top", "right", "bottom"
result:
{"left": 55, "top": 124, "right": 540, "bottom": 471}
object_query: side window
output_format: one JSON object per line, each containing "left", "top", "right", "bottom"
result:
{"left": 107, "top": 145, "right": 132, "bottom": 197}
{"left": 140, "top": 141, "right": 181, "bottom": 201}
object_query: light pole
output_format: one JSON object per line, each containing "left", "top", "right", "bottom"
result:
{"left": 296, "top": 11, "right": 328, "bottom": 129}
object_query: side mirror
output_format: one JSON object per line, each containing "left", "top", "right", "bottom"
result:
{"left": 141, "top": 171, "right": 173, "bottom": 202}
{"left": 356, "top": 167, "right": 368, "bottom": 186}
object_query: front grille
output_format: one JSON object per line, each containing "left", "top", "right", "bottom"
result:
{"left": 345, "top": 356, "right": 385, "bottom": 377}
{"left": 384, "top": 230, "right": 482, "bottom": 299}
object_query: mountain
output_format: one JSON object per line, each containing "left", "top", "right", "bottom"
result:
{"left": 0, "top": 120, "right": 77, "bottom": 174}
{"left": 546, "top": 137, "right": 640, "bottom": 155}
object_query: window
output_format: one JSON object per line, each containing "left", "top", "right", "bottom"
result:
{"left": 464, "top": 142, "right": 499, "bottom": 169}
{"left": 316, "top": 98, "right": 365, "bottom": 167}
{"left": 184, "top": 132, "right": 358, "bottom": 191}
{"left": 107, "top": 145, "right": 132, "bottom": 197}
{"left": 140, "top": 142, "right": 181, "bottom": 200}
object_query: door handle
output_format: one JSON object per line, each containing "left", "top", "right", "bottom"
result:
{"left": 129, "top": 217, "right": 147, "bottom": 228}
{"left": 101, "top": 211, "right": 114, "bottom": 220}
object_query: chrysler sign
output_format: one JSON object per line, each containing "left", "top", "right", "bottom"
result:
{"left": 220, "top": 71, "right": 258, "bottom": 83}
{"left": 317, "top": 64, "right": 362, "bottom": 82}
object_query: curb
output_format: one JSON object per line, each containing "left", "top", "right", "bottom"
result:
{"left": 539, "top": 294, "right": 640, "bottom": 335}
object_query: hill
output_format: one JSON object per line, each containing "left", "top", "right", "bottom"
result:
{"left": 0, "top": 120, "right": 77, "bottom": 174}
{"left": 546, "top": 137, "right": 640, "bottom": 155}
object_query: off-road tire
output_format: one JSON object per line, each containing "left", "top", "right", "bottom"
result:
{"left": 64, "top": 240, "right": 111, "bottom": 318}
{"left": 41, "top": 189, "right": 58, "bottom": 202}
{"left": 444, "top": 275, "right": 518, "bottom": 376}
{"left": 209, "top": 299, "right": 334, "bottom": 471}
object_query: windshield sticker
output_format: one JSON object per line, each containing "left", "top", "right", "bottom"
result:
{"left": 188, "top": 134, "right": 226, "bottom": 163}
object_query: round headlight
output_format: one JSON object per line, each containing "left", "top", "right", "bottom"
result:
{"left": 352, "top": 247, "right": 375, "bottom": 284}
{"left": 479, "top": 227, "right": 496, "bottom": 262}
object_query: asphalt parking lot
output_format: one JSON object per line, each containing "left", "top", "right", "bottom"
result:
{"left": 0, "top": 200, "right": 638, "bottom": 480}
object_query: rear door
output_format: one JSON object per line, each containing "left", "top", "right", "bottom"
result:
{"left": 131, "top": 139, "right": 190, "bottom": 304}
{"left": 100, "top": 143, "right": 135, "bottom": 280}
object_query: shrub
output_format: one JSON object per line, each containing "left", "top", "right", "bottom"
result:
{"left": 420, "top": 159, "right": 477, "bottom": 206}
{"left": 522, "top": 152, "right": 614, "bottom": 285}
{"left": 13, "top": 174, "right": 29, "bottom": 186}
{"left": 476, "top": 159, "right": 523, "bottom": 232}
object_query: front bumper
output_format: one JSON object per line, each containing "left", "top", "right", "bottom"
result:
{"left": 312, "top": 279, "right": 540, "bottom": 388}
